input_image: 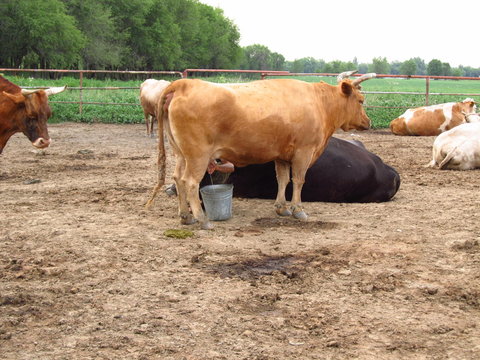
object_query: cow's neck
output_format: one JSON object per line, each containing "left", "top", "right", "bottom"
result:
{"left": 315, "top": 83, "right": 350, "bottom": 131}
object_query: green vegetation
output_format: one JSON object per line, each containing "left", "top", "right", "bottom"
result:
{"left": 164, "top": 229, "right": 195, "bottom": 239}
{"left": 0, "top": 0, "right": 241, "bottom": 70}
{"left": 1, "top": 0, "right": 480, "bottom": 77}
{"left": 7, "top": 75, "right": 480, "bottom": 129}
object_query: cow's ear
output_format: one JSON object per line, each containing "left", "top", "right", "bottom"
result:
{"left": 2, "top": 91, "right": 25, "bottom": 104}
{"left": 340, "top": 81, "right": 353, "bottom": 97}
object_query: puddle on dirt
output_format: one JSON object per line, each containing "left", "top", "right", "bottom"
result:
{"left": 251, "top": 217, "right": 337, "bottom": 230}
{"left": 207, "top": 255, "right": 312, "bottom": 280}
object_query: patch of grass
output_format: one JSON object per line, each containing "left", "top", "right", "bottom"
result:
{"left": 4, "top": 74, "right": 480, "bottom": 128}
{"left": 164, "top": 229, "right": 195, "bottom": 239}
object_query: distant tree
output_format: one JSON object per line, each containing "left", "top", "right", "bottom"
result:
{"left": 412, "top": 57, "right": 426, "bottom": 75}
{"left": 451, "top": 68, "right": 464, "bottom": 77}
{"left": 194, "top": 4, "right": 241, "bottom": 69}
{"left": 442, "top": 62, "right": 451, "bottom": 76}
{"left": 358, "top": 63, "right": 369, "bottom": 74}
{"left": 369, "top": 57, "right": 390, "bottom": 74}
{"left": 144, "top": 0, "right": 182, "bottom": 70}
{"left": 270, "top": 52, "right": 286, "bottom": 71}
{"left": 390, "top": 61, "right": 402, "bottom": 75}
{"left": 287, "top": 57, "right": 325, "bottom": 73}
{"left": 241, "top": 44, "right": 276, "bottom": 70}
{"left": 170, "top": 0, "right": 201, "bottom": 69}
{"left": 302, "top": 57, "right": 318, "bottom": 73}
{"left": 400, "top": 59, "right": 417, "bottom": 76}
{"left": 427, "top": 59, "right": 443, "bottom": 76}
{"left": 459, "top": 66, "right": 480, "bottom": 77}
{"left": 63, "top": 0, "right": 122, "bottom": 69}
{"left": 0, "top": 0, "right": 85, "bottom": 68}
{"left": 105, "top": 0, "right": 152, "bottom": 69}
{"left": 322, "top": 60, "right": 356, "bottom": 73}
{"left": 288, "top": 58, "right": 306, "bottom": 73}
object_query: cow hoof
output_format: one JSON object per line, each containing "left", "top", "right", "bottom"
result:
{"left": 293, "top": 211, "right": 308, "bottom": 221}
{"left": 201, "top": 221, "right": 214, "bottom": 230}
{"left": 181, "top": 215, "right": 197, "bottom": 225}
{"left": 276, "top": 208, "right": 292, "bottom": 217}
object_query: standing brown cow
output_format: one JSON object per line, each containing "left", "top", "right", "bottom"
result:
{"left": 147, "top": 71, "right": 376, "bottom": 229}
{"left": 0, "top": 75, "right": 66, "bottom": 154}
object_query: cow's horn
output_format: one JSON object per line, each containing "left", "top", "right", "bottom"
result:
{"left": 336, "top": 70, "right": 358, "bottom": 82}
{"left": 21, "top": 88, "right": 41, "bottom": 96}
{"left": 45, "top": 85, "right": 67, "bottom": 96}
{"left": 352, "top": 73, "right": 376, "bottom": 87}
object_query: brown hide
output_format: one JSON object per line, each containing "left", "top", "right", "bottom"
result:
{"left": 390, "top": 100, "right": 476, "bottom": 136}
{"left": 150, "top": 75, "right": 373, "bottom": 228}
{"left": 0, "top": 75, "right": 54, "bottom": 154}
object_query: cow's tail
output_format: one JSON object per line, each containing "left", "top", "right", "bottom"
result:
{"left": 145, "top": 85, "right": 174, "bottom": 208}
{"left": 439, "top": 146, "right": 458, "bottom": 170}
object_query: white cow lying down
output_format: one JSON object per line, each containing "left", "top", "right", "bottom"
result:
{"left": 426, "top": 122, "right": 480, "bottom": 170}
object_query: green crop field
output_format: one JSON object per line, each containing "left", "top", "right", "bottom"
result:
{"left": 5, "top": 74, "right": 480, "bottom": 129}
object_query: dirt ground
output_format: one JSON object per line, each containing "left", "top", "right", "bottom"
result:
{"left": 1, "top": 123, "right": 479, "bottom": 360}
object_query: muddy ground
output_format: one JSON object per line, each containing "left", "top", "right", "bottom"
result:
{"left": 1, "top": 123, "right": 479, "bottom": 359}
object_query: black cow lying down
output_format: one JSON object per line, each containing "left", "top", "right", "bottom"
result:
{"left": 201, "top": 137, "right": 400, "bottom": 203}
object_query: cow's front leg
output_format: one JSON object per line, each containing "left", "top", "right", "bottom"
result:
{"left": 186, "top": 180, "right": 213, "bottom": 230}
{"left": 291, "top": 157, "right": 309, "bottom": 221}
{"left": 274, "top": 160, "right": 292, "bottom": 216}
{"left": 290, "top": 181, "right": 307, "bottom": 220}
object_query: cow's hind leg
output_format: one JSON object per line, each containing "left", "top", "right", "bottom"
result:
{"left": 174, "top": 156, "right": 196, "bottom": 225}
{"left": 183, "top": 157, "right": 213, "bottom": 230}
{"left": 144, "top": 111, "right": 151, "bottom": 137}
{"left": 274, "top": 160, "right": 292, "bottom": 216}
{"left": 149, "top": 115, "right": 156, "bottom": 138}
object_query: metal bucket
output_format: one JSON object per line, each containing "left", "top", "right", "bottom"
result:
{"left": 200, "top": 184, "right": 233, "bottom": 221}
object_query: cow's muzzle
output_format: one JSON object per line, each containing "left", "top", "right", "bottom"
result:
{"left": 32, "top": 138, "right": 51, "bottom": 149}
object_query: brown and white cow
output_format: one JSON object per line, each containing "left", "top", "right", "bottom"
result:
{"left": 426, "top": 122, "right": 480, "bottom": 170}
{"left": 146, "top": 71, "right": 376, "bottom": 229}
{"left": 390, "top": 98, "right": 479, "bottom": 136}
{"left": 139, "top": 79, "right": 171, "bottom": 137}
{"left": 0, "top": 75, "right": 66, "bottom": 154}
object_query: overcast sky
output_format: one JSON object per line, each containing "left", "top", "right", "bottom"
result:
{"left": 200, "top": 0, "right": 479, "bottom": 68}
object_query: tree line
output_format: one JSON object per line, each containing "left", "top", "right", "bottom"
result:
{"left": 1, "top": 0, "right": 479, "bottom": 77}
{"left": 0, "top": 0, "right": 241, "bottom": 70}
